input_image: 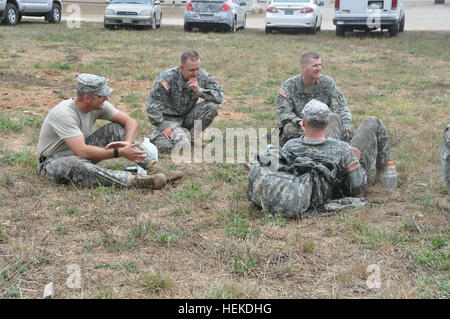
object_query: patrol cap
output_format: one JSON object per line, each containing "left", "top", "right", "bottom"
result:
{"left": 77, "top": 74, "right": 113, "bottom": 96}
{"left": 302, "top": 99, "right": 330, "bottom": 124}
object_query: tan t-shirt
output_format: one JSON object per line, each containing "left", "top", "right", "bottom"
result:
{"left": 37, "top": 99, "right": 118, "bottom": 157}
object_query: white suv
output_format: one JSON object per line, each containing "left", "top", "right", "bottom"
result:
{"left": 333, "top": 0, "right": 405, "bottom": 37}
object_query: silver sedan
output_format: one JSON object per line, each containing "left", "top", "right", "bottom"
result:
{"left": 184, "top": 0, "right": 247, "bottom": 33}
{"left": 265, "top": 0, "right": 324, "bottom": 34}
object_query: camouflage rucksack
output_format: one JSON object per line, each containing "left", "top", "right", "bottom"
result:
{"left": 248, "top": 148, "right": 368, "bottom": 218}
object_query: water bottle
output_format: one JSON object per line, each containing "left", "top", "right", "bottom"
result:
{"left": 124, "top": 166, "right": 147, "bottom": 175}
{"left": 383, "top": 161, "right": 398, "bottom": 190}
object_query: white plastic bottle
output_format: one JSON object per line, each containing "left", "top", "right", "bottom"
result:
{"left": 383, "top": 161, "right": 398, "bottom": 189}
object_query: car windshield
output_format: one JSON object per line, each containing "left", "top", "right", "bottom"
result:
{"left": 111, "top": 0, "right": 153, "bottom": 4}
{"left": 273, "top": 0, "right": 309, "bottom": 3}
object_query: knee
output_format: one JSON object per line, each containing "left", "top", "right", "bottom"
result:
{"left": 206, "top": 103, "right": 219, "bottom": 118}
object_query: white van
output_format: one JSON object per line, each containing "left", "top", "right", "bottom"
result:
{"left": 333, "top": 0, "right": 405, "bottom": 37}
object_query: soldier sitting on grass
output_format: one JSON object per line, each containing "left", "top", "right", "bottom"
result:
{"left": 275, "top": 50, "right": 354, "bottom": 146}
{"left": 36, "top": 73, "right": 182, "bottom": 190}
{"left": 248, "top": 99, "right": 392, "bottom": 218}
{"left": 145, "top": 50, "right": 224, "bottom": 153}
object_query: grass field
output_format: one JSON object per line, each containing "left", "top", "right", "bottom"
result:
{"left": 0, "top": 21, "right": 449, "bottom": 299}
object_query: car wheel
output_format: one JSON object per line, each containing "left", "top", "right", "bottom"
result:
{"left": 184, "top": 22, "right": 192, "bottom": 32}
{"left": 265, "top": 26, "right": 272, "bottom": 34}
{"left": 399, "top": 16, "right": 405, "bottom": 32}
{"left": 388, "top": 21, "right": 399, "bottom": 37}
{"left": 48, "top": 4, "right": 61, "bottom": 24}
{"left": 231, "top": 17, "right": 236, "bottom": 33}
{"left": 336, "top": 25, "right": 345, "bottom": 37}
{"left": 3, "top": 4, "right": 18, "bottom": 26}
{"left": 157, "top": 13, "right": 162, "bottom": 28}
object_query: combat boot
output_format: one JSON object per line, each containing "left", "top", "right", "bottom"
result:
{"left": 438, "top": 197, "right": 450, "bottom": 211}
{"left": 129, "top": 173, "right": 167, "bottom": 190}
{"left": 145, "top": 160, "right": 183, "bottom": 183}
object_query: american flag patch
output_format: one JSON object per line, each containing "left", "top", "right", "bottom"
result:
{"left": 349, "top": 161, "right": 361, "bottom": 172}
{"left": 161, "top": 80, "right": 171, "bottom": 91}
{"left": 279, "top": 89, "right": 288, "bottom": 98}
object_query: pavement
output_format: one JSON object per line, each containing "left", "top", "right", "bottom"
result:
{"left": 34, "top": 0, "right": 450, "bottom": 31}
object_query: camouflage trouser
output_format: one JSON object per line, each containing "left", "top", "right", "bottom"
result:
{"left": 36, "top": 123, "right": 156, "bottom": 188}
{"left": 150, "top": 101, "right": 219, "bottom": 153}
{"left": 442, "top": 124, "right": 450, "bottom": 182}
{"left": 349, "top": 116, "right": 391, "bottom": 182}
{"left": 280, "top": 113, "right": 347, "bottom": 146}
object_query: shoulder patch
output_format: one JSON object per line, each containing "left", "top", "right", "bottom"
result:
{"left": 161, "top": 80, "right": 171, "bottom": 91}
{"left": 349, "top": 160, "right": 361, "bottom": 172}
{"left": 278, "top": 88, "right": 288, "bottom": 98}
{"left": 337, "top": 94, "right": 345, "bottom": 103}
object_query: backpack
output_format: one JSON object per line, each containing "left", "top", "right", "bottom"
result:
{"left": 248, "top": 148, "right": 368, "bottom": 218}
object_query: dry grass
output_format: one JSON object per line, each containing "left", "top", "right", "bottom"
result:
{"left": 0, "top": 22, "right": 449, "bottom": 299}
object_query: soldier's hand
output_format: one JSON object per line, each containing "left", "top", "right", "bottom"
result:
{"left": 162, "top": 127, "right": 173, "bottom": 140}
{"left": 187, "top": 78, "right": 199, "bottom": 93}
{"left": 120, "top": 142, "right": 147, "bottom": 163}
{"left": 344, "top": 127, "right": 354, "bottom": 141}
{"left": 106, "top": 141, "right": 132, "bottom": 149}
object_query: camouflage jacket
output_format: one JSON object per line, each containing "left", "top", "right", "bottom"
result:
{"left": 281, "top": 137, "right": 367, "bottom": 197}
{"left": 145, "top": 67, "right": 224, "bottom": 131}
{"left": 276, "top": 74, "right": 353, "bottom": 130}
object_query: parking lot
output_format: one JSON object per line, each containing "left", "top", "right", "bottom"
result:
{"left": 55, "top": 0, "right": 450, "bottom": 31}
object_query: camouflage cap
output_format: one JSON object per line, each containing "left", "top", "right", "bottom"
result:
{"left": 302, "top": 99, "right": 330, "bottom": 124}
{"left": 77, "top": 74, "right": 113, "bottom": 96}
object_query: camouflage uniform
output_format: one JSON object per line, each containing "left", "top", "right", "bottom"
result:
{"left": 442, "top": 124, "right": 450, "bottom": 182}
{"left": 36, "top": 74, "right": 157, "bottom": 188}
{"left": 282, "top": 115, "right": 391, "bottom": 196}
{"left": 37, "top": 123, "right": 155, "bottom": 188}
{"left": 146, "top": 67, "right": 224, "bottom": 153}
{"left": 249, "top": 100, "right": 390, "bottom": 216}
{"left": 275, "top": 74, "right": 353, "bottom": 145}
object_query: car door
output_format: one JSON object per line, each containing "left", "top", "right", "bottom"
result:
{"left": 25, "top": 0, "right": 51, "bottom": 12}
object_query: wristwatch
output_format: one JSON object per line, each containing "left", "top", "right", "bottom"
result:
{"left": 114, "top": 148, "right": 119, "bottom": 158}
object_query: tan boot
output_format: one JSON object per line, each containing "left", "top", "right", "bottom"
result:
{"left": 438, "top": 197, "right": 450, "bottom": 211}
{"left": 129, "top": 173, "right": 167, "bottom": 190}
{"left": 145, "top": 160, "right": 183, "bottom": 182}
